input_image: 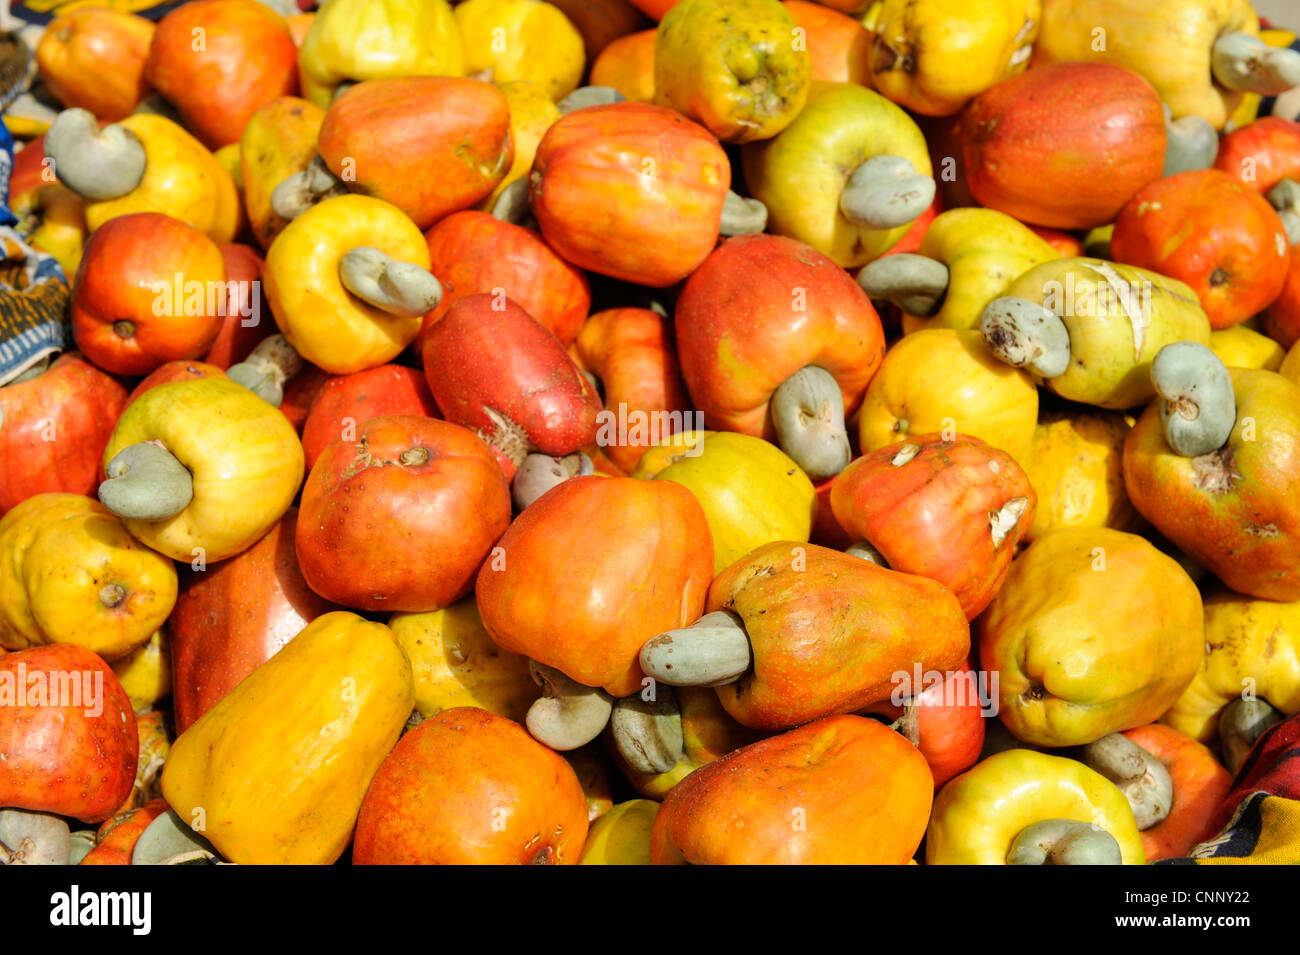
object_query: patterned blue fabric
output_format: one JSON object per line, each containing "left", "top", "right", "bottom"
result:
{"left": 0, "top": 122, "right": 70, "bottom": 385}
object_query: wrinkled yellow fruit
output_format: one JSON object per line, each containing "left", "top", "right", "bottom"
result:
{"left": 980, "top": 527, "right": 1204, "bottom": 747}
{"left": 1024, "top": 410, "right": 1138, "bottom": 542}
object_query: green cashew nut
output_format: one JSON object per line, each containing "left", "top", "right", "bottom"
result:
{"left": 639, "top": 610, "right": 752, "bottom": 687}
{"left": 769, "top": 365, "right": 851, "bottom": 482}
{"left": 1163, "top": 106, "right": 1219, "bottom": 177}
{"left": 1007, "top": 819, "right": 1123, "bottom": 866}
{"left": 227, "top": 334, "right": 303, "bottom": 407}
{"left": 99, "top": 441, "right": 194, "bottom": 522}
{"left": 44, "top": 109, "right": 146, "bottom": 201}
{"left": 1211, "top": 32, "right": 1300, "bottom": 96}
{"left": 610, "top": 688, "right": 684, "bottom": 776}
{"left": 1080, "top": 733, "right": 1174, "bottom": 830}
{"left": 1150, "top": 341, "right": 1236, "bottom": 457}
{"left": 718, "top": 190, "right": 768, "bottom": 236}
{"left": 1219, "top": 698, "right": 1283, "bottom": 776}
{"left": 856, "top": 253, "right": 949, "bottom": 317}
{"left": 839, "top": 155, "right": 935, "bottom": 230}
{"left": 556, "top": 86, "right": 626, "bottom": 114}
{"left": 525, "top": 661, "right": 614, "bottom": 751}
{"left": 980, "top": 296, "right": 1072, "bottom": 378}
{"left": 339, "top": 247, "right": 443, "bottom": 318}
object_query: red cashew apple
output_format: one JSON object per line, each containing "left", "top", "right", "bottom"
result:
{"left": 0, "top": 353, "right": 126, "bottom": 515}
{"left": 203, "top": 243, "right": 271, "bottom": 369}
{"left": 830, "top": 434, "right": 1037, "bottom": 620}
{"left": 169, "top": 508, "right": 341, "bottom": 731}
{"left": 296, "top": 415, "right": 512, "bottom": 612}
{"left": 317, "top": 77, "right": 514, "bottom": 230}
{"left": 476, "top": 476, "right": 714, "bottom": 697}
{"left": 301, "top": 365, "right": 440, "bottom": 472}
{"left": 421, "top": 293, "right": 602, "bottom": 479}
{"left": 699, "top": 542, "right": 970, "bottom": 730}
{"left": 530, "top": 101, "right": 730, "bottom": 287}
{"left": 419, "top": 210, "right": 591, "bottom": 350}
{"left": 674, "top": 233, "right": 885, "bottom": 441}
{"left": 960, "top": 61, "right": 1167, "bottom": 230}
{"left": 0, "top": 644, "right": 138, "bottom": 823}
{"left": 144, "top": 0, "right": 298, "bottom": 149}
{"left": 71, "top": 212, "right": 228, "bottom": 376}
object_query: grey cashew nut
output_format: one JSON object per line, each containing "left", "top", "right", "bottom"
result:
{"left": 269, "top": 155, "right": 348, "bottom": 222}
{"left": 839, "top": 155, "right": 935, "bottom": 230}
{"left": 1211, "top": 32, "right": 1300, "bottom": 96}
{"left": 1162, "top": 105, "right": 1219, "bottom": 177}
{"left": 525, "top": 661, "right": 614, "bottom": 751}
{"left": 556, "top": 86, "right": 626, "bottom": 114}
{"left": 512, "top": 452, "right": 593, "bottom": 512}
{"left": 44, "top": 108, "right": 146, "bottom": 201}
{"left": 718, "top": 190, "right": 768, "bottom": 236}
{"left": 0, "top": 810, "right": 71, "bottom": 866}
{"left": 226, "top": 334, "right": 303, "bottom": 407}
{"left": 857, "top": 253, "right": 949, "bottom": 317}
{"left": 845, "top": 540, "right": 889, "bottom": 567}
{"left": 1080, "top": 733, "right": 1174, "bottom": 831}
{"left": 99, "top": 441, "right": 194, "bottom": 522}
{"left": 339, "top": 247, "right": 443, "bottom": 318}
{"left": 1150, "top": 341, "right": 1236, "bottom": 457}
{"left": 489, "top": 176, "right": 536, "bottom": 228}
{"left": 769, "top": 365, "right": 851, "bottom": 482}
{"left": 1219, "top": 698, "right": 1284, "bottom": 776}
{"left": 1007, "top": 819, "right": 1123, "bottom": 865}
{"left": 610, "top": 688, "right": 684, "bottom": 776}
{"left": 980, "top": 296, "right": 1072, "bottom": 378}
{"left": 1267, "top": 178, "right": 1300, "bottom": 245}
{"left": 639, "top": 610, "right": 752, "bottom": 687}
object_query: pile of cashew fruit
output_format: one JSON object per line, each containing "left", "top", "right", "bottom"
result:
{"left": 2, "top": 0, "right": 1300, "bottom": 866}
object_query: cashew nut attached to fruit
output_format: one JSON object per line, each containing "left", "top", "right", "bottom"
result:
{"left": 980, "top": 296, "right": 1072, "bottom": 379}
{"left": 1219, "top": 698, "right": 1284, "bottom": 776}
{"left": 269, "top": 155, "right": 348, "bottom": 222}
{"left": 44, "top": 108, "right": 146, "bottom": 201}
{"left": 1267, "top": 178, "right": 1300, "bottom": 246}
{"left": 339, "top": 247, "right": 443, "bottom": 318}
{"left": 610, "top": 688, "right": 684, "bottom": 776}
{"left": 1211, "top": 32, "right": 1300, "bottom": 96}
{"left": 99, "top": 441, "right": 194, "bottom": 521}
{"left": 226, "top": 334, "right": 303, "bottom": 407}
{"left": 0, "top": 810, "right": 71, "bottom": 866}
{"left": 525, "top": 661, "right": 614, "bottom": 751}
{"left": 1162, "top": 104, "right": 1219, "bottom": 177}
{"left": 845, "top": 540, "right": 889, "bottom": 567}
{"left": 511, "top": 452, "right": 593, "bottom": 512}
{"left": 556, "top": 86, "right": 626, "bottom": 114}
{"left": 489, "top": 177, "right": 535, "bottom": 227}
{"left": 1006, "top": 819, "right": 1123, "bottom": 865}
{"left": 769, "top": 365, "right": 851, "bottom": 482}
{"left": 718, "top": 190, "right": 769, "bottom": 236}
{"left": 1080, "top": 733, "right": 1174, "bottom": 830}
{"left": 1150, "top": 341, "right": 1236, "bottom": 457}
{"left": 838, "top": 155, "right": 935, "bottom": 231}
{"left": 856, "top": 253, "right": 950, "bottom": 317}
{"left": 639, "top": 610, "right": 752, "bottom": 688}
